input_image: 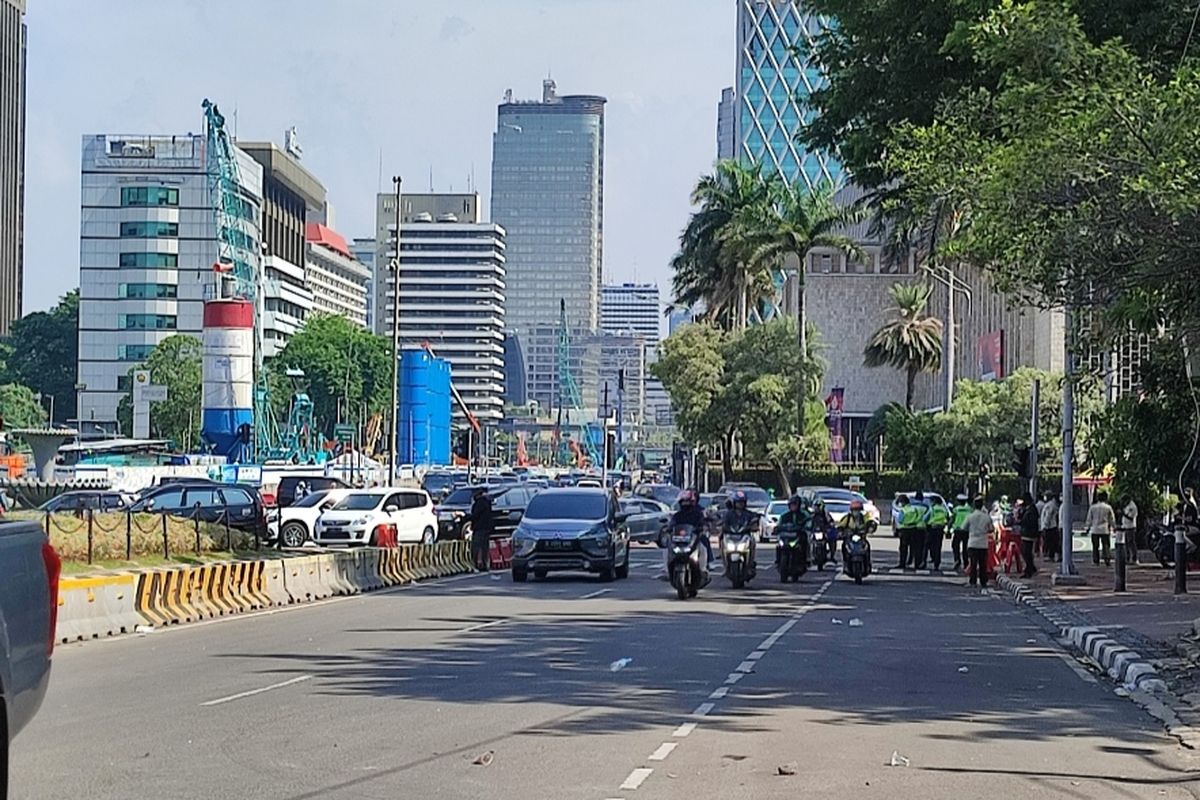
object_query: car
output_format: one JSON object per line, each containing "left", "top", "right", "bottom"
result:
{"left": 619, "top": 496, "right": 672, "bottom": 544}
{"left": 39, "top": 490, "right": 135, "bottom": 513}
{"left": 421, "top": 471, "right": 461, "bottom": 502}
{"left": 575, "top": 478, "right": 603, "bottom": 488}
{"left": 796, "top": 487, "right": 882, "bottom": 526}
{"left": 718, "top": 483, "right": 772, "bottom": 514}
{"left": 274, "top": 489, "right": 353, "bottom": 548}
{"left": 313, "top": 488, "right": 437, "bottom": 546}
{"left": 760, "top": 500, "right": 791, "bottom": 542}
{"left": 275, "top": 475, "right": 352, "bottom": 509}
{"left": 888, "top": 491, "right": 951, "bottom": 534}
{"left": 129, "top": 483, "right": 268, "bottom": 537}
{"left": 634, "top": 483, "right": 681, "bottom": 506}
{"left": 435, "top": 484, "right": 536, "bottom": 541}
{"left": 511, "top": 488, "right": 632, "bottom": 582}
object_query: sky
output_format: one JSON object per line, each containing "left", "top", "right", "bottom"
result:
{"left": 22, "top": 0, "right": 735, "bottom": 316}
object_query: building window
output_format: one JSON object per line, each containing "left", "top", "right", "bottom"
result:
{"left": 121, "top": 186, "right": 179, "bottom": 207}
{"left": 119, "top": 252, "right": 179, "bottom": 269}
{"left": 117, "top": 344, "right": 156, "bottom": 361}
{"left": 116, "top": 375, "right": 133, "bottom": 391}
{"left": 120, "top": 283, "right": 177, "bottom": 299}
{"left": 120, "top": 221, "right": 179, "bottom": 238}
{"left": 119, "top": 314, "right": 177, "bottom": 330}
{"left": 222, "top": 228, "right": 256, "bottom": 251}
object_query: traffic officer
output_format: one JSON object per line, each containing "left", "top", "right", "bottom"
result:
{"left": 924, "top": 497, "right": 951, "bottom": 571}
{"left": 950, "top": 494, "right": 972, "bottom": 571}
{"left": 895, "top": 494, "right": 924, "bottom": 571}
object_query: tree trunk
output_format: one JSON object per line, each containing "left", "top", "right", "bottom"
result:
{"left": 906, "top": 365, "right": 917, "bottom": 411}
{"left": 775, "top": 461, "right": 792, "bottom": 498}
{"left": 721, "top": 427, "right": 736, "bottom": 483}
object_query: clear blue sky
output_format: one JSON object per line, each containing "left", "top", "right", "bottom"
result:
{"left": 22, "top": 0, "right": 734, "bottom": 314}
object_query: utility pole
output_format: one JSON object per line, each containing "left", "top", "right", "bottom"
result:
{"left": 601, "top": 381, "right": 610, "bottom": 488}
{"left": 616, "top": 368, "right": 625, "bottom": 470}
{"left": 1029, "top": 378, "right": 1040, "bottom": 497}
{"left": 388, "top": 176, "right": 403, "bottom": 487}
{"left": 1056, "top": 304, "right": 1084, "bottom": 584}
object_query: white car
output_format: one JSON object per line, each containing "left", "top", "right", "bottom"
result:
{"left": 314, "top": 488, "right": 438, "bottom": 547}
{"left": 759, "top": 500, "right": 791, "bottom": 542}
{"left": 274, "top": 489, "right": 353, "bottom": 549}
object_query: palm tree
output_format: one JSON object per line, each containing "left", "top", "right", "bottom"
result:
{"left": 863, "top": 283, "right": 944, "bottom": 410}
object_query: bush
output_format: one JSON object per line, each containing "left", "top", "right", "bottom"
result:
{"left": 37, "top": 512, "right": 252, "bottom": 563}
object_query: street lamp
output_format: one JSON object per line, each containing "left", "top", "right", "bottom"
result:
{"left": 388, "top": 176, "right": 403, "bottom": 488}
{"left": 33, "top": 392, "right": 54, "bottom": 427}
{"left": 922, "top": 263, "right": 972, "bottom": 409}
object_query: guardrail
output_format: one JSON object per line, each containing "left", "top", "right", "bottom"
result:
{"left": 55, "top": 540, "right": 474, "bottom": 645}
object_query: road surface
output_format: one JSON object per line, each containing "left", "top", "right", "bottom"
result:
{"left": 11, "top": 538, "right": 1200, "bottom": 799}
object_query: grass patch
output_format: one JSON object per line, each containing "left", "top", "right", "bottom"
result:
{"left": 60, "top": 550, "right": 259, "bottom": 576}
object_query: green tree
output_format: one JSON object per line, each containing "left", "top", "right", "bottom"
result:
{"left": 116, "top": 335, "right": 203, "bottom": 448}
{"left": 649, "top": 323, "right": 731, "bottom": 474}
{"left": 0, "top": 384, "right": 47, "bottom": 430}
{"left": 863, "top": 283, "right": 943, "bottom": 410}
{"left": 4, "top": 290, "right": 78, "bottom": 424}
{"left": 272, "top": 314, "right": 393, "bottom": 438}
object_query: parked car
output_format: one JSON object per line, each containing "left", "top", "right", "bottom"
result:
{"left": 39, "top": 490, "right": 135, "bottom": 513}
{"left": 619, "top": 496, "right": 672, "bottom": 544}
{"left": 274, "top": 489, "right": 353, "bottom": 548}
{"left": 421, "top": 471, "right": 460, "bottom": 502}
{"left": 717, "top": 483, "right": 773, "bottom": 514}
{"left": 888, "top": 490, "right": 950, "bottom": 534}
{"left": 576, "top": 478, "right": 603, "bottom": 488}
{"left": 129, "top": 483, "right": 268, "bottom": 537}
{"left": 634, "top": 483, "right": 682, "bottom": 506}
{"left": 313, "top": 488, "right": 437, "bottom": 546}
{"left": 511, "top": 488, "right": 632, "bottom": 582}
{"left": 1, "top": 521, "right": 60, "bottom": 800}
{"left": 275, "top": 475, "right": 352, "bottom": 509}
{"left": 436, "top": 485, "right": 536, "bottom": 541}
{"left": 760, "top": 499, "right": 790, "bottom": 542}
{"left": 796, "top": 487, "right": 882, "bottom": 526}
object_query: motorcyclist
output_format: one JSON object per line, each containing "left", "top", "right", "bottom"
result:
{"left": 837, "top": 499, "right": 872, "bottom": 567}
{"left": 776, "top": 495, "right": 810, "bottom": 568}
{"left": 672, "top": 489, "right": 715, "bottom": 569}
{"left": 722, "top": 491, "right": 758, "bottom": 552}
{"left": 810, "top": 498, "right": 836, "bottom": 564}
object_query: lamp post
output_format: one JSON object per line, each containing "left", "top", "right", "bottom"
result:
{"left": 922, "top": 263, "right": 972, "bottom": 409}
{"left": 388, "top": 176, "right": 403, "bottom": 488}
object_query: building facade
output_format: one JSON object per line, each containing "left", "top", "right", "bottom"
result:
{"left": 305, "top": 222, "right": 371, "bottom": 328}
{"left": 375, "top": 192, "right": 507, "bottom": 425}
{"left": 239, "top": 142, "right": 326, "bottom": 358}
{"left": 351, "top": 236, "right": 376, "bottom": 331}
{"left": 717, "top": 86, "right": 736, "bottom": 162}
{"left": 77, "top": 133, "right": 263, "bottom": 428}
{"left": 731, "top": 0, "right": 841, "bottom": 191}
{"left": 600, "top": 283, "right": 660, "bottom": 341}
{"left": 0, "top": 0, "right": 25, "bottom": 334}
{"left": 491, "top": 79, "right": 606, "bottom": 339}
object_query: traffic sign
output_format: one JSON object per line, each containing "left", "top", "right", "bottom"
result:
{"left": 334, "top": 424, "right": 355, "bottom": 443}
{"left": 843, "top": 474, "right": 865, "bottom": 491}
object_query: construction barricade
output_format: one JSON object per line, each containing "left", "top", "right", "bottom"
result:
{"left": 489, "top": 538, "right": 514, "bottom": 570}
{"left": 283, "top": 555, "right": 333, "bottom": 602}
{"left": 262, "top": 558, "right": 293, "bottom": 605}
{"left": 354, "top": 549, "right": 385, "bottom": 591}
{"left": 57, "top": 574, "right": 144, "bottom": 642}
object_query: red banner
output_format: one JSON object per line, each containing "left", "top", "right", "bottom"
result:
{"left": 825, "top": 388, "right": 845, "bottom": 464}
{"left": 978, "top": 331, "right": 1005, "bottom": 382}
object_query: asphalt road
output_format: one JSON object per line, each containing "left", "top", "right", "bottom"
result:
{"left": 11, "top": 537, "right": 1200, "bottom": 799}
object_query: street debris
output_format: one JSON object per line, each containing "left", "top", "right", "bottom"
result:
{"left": 777, "top": 762, "right": 798, "bottom": 775}
{"left": 134, "top": 625, "right": 155, "bottom": 634}
{"left": 958, "top": 666, "right": 970, "bottom": 673}
{"left": 888, "top": 751, "right": 910, "bottom": 768}
{"left": 722, "top": 754, "right": 748, "bottom": 761}
{"left": 490, "top": 574, "right": 503, "bottom": 581}
{"left": 849, "top": 618, "right": 864, "bottom": 627}
{"left": 472, "top": 750, "right": 495, "bottom": 766}
{"left": 610, "top": 657, "right": 633, "bottom": 672}
{"left": 831, "top": 618, "right": 844, "bottom": 625}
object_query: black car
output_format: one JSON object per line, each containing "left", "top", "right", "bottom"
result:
{"left": 421, "top": 471, "right": 461, "bottom": 501}
{"left": 275, "top": 475, "right": 352, "bottom": 509}
{"left": 619, "top": 496, "right": 672, "bottom": 544}
{"left": 39, "top": 490, "right": 135, "bottom": 513}
{"left": 511, "top": 488, "right": 631, "bottom": 582}
{"left": 436, "top": 484, "right": 536, "bottom": 541}
{"left": 634, "top": 483, "right": 682, "bottom": 506}
{"left": 129, "top": 482, "right": 268, "bottom": 536}
{"left": 718, "top": 483, "right": 772, "bottom": 514}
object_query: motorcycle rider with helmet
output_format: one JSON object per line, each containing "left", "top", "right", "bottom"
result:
{"left": 672, "top": 489, "right": 715, "bottom": 569}
{"left": 776, "top": 494, "right": 810, "bottom": 569}
{"left": 837, "top": 499, "right": 872, "bottom": 565}
{"left": 810, "top": 498, "right": 837, "bottom": 565}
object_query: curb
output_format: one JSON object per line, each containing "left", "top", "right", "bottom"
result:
{"left": 995, "top": 575, "right": 1169, "bottom": 694}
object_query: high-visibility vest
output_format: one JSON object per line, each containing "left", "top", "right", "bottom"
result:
{"left": 898, "top": 504, "right": 924, "bottom": 529}
{"left": 952, "top": 504, "right": 972, "bottom": 531}
{"left": 927, "top": 504, "right": 950, "bottom": 526}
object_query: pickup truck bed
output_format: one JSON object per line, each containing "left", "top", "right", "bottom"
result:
{"left": 0, "top": 521, "right": 59, "bottom": 799}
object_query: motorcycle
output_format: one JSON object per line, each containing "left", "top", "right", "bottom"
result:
{"left": 667, "top": 524, "right": 709, "bottom": 600}
{"left": 722, "top": 516, "right": 758, "bottom": 589}
{"left": 1149, "top": 521, "right": 1200, "bottom": 568}
{"left": 843, "top": 530, "right": 872, "bottom": 584}
{"left": 810, "top": 519, "right": 830, "bottom": 571}
{"left": 776, "top": 522, "right": 806, "bottom": 583}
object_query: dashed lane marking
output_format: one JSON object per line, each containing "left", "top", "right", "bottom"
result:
{"left": 647, "top": 742, "right": 678, "bottom": 761}
{"left": 201, "top": 674, "right": 313, "bottom": 707}
{"left": 458, "top": 619, "right": 506, "bottom": 634}
{"left": 708, "top": 686, "right": 729, "bottom": 699}
{"left": 724, "top": 672, "right": 744, "bottom": 685}
{"left": 672, "top": 722, "right": 697, "bottom": 738}
{"left": 620, "top": 769, "right": 653, "bottom": 790}
{"left": 693, "top": 702, "right": 715, "bottom": 717}
{"left": 736, "top": 660, "right": 756, "bottom": 673}
{"left": 580, "top": 589, "right": 612, "bottom": 600}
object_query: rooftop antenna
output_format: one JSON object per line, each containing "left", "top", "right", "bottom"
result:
{"left": 429, "top": 165, "right": 434, "bottom": 192}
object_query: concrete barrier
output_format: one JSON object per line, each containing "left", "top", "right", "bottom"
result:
{"left": 355, "top": 549, "right": 385, "bottom": 591}
{"left": 283, "top": 555, "right": 332, "bottom": 602}
{"left": 135, "top": 571, "right": 169, "bottom": 627}
{"left": 262, "top": 559, "right": 293, "bottom": 605}
{"left": 189, "top": 565, "right": 222, "bottom": 619}
{"left": 378, "top": 548, "right": 403, "bottom": 586}
{"left": 58, "top": 574, "right": 143, "bottom": 642}
{"left": 329, "top": 551, "right": 359, "bottom": 595}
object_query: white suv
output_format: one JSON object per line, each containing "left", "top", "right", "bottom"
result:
{"left": 314, "top": 488, "right": 438, "bottom": 546}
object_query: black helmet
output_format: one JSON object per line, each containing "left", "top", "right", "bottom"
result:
{"left": 788, "top": 495, "right": 801, "bottom": 508}
{"left": 733, "top": 490, "right": 747, "bottom": 509}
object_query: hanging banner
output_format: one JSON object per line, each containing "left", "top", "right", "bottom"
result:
{"left": 825, "top": 387, "right": 846, "bottom": 464}
{"left": 978, "top": 330, "right": 1006, "bottom": 382}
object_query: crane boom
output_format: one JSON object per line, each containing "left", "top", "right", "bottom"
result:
{"left": 419, "top": 342, "right": 481, "bottom": 434}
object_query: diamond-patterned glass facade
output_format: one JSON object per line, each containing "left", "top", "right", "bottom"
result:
{"left": 735, "top": 0, "right": 843, "bottom": 193}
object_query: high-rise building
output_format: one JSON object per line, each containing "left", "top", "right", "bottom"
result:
{"left": 375, "top": 192, "right": 507, "bottom": 425}
{"left": 305, "top": 223, "right": 371, "bottom": 328}
{"left": 0, "top": 0, "right": 26, "bottom": 334}
{"left": 351, "top": 236, "right": 376, "bottom": 330}
{"left": 731, "top": 0, "right": 841, "bottom": 191}
{"left": 239, "top": 141, "right": 326, "bottom": 357}
{"left": 491, "top": 79, "right": 606, "bottom": 338}
{"left": 601, "top": 283, "right": 660, "bottom": 341}
{"left": 77, "top": 133, "right": 263, "bottom": 428}
{"left": 717, "top": 86, "right": 736, "bottom": 161}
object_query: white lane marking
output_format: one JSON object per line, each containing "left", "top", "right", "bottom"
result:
{"left": 1052, "top": 642, "right": 1099, "bottom": 684}
{"left": 201, "top": 674, "right": 312, "bottom": 707}
{"left": 648, "top": 742, "right": 678, "bottom": 761}
{"left": 747, "top": 650, "right": 765, "bottom": 661}
{"left": 620, "top": 768, "right": 653, "bottom": 790}
{"left": 580, "top": 589, "right": 612, "bottom": 600}
{"left": 736, "top": 660, "right": 756, "bottom": 673}
{"left": 673, "top": 722, "right": 697, "bottom": 738}
{"left": 725, "top": 672, "right": 744, "bottom": 685}
{"left": 458, "top": 619, "right": 506, "bottom": 633}
{"left": 693, "top": 702, "right": 715, "bottom": 716}
{"left": 708, "top": 686, "right": 729, "bottom": 699}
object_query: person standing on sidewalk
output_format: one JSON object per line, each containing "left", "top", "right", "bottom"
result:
{"left": 966, "top": 496, "right": 995, "bottom": 588}
{"left": 1040, "top": 492, "right": 1061, "bottom": 562}
{"left": 895, "top": 494, "right": 923, "bottom": 570}
{"left": 1019, "top": 492, "right": 1041, "bottom": 579}
{"left": 951, "top": 494, "right": 972, "bottom": 571}
{"left": 911, "top": 491, "right": 931, "bottom": 570}
{"left": 1087, "top": 491, "right": 1116, "bottom": 566}
{"left": 924, "top": 497, "right": 950, "bottom": 571}
{"left": 1120, "top": 495, "right": 1140, "bottom": 565}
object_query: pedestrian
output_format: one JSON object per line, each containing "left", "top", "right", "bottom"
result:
{"left": 966, "top": 496, "right": 995, "bottom": 588}
{"left": 911, "top": 491, "right": 931, "bottom": 570}
{"left": 1040, "top": 492, "right": 1061, "bottom": 562}
{"left": 1087, "top": 491, "right": 1116, "bottom": 566}
{"left": 924, "top": 496, "right": 950, "bottom": 572}
{"left": 1018, "top": 492, "right": 1040, "bottom": 579}
{"left": 895, "top": 494, "right": 923, "bottom": 571}
{"left": 951, "top": 494, "right": 972, "bottom": 571}
{"left": 469, "top": 487, "right": 494, "bottom": 571}
{"left": 1120, "top": 495, "right": 1140, "bottom": 565}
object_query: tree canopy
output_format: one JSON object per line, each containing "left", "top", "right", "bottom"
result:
{"left": 4, "top": 290, "right": 78, "bottom": 424}
{"left": 116, "top": 335, "right": 203, "bottom": 449}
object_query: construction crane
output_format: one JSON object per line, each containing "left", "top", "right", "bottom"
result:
{"left": 555, "top": 299, "right": 600, "bottom": 468}
{"left": 419, "top": 341, "right": 481, "bottom": 435}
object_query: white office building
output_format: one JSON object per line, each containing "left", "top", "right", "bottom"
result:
{"left": 376, "top": 193, "right": 507, "bottom": 425}
{"left": 77, "top": 133, "right": 262, "bottom": 429}
{"left": 351, "top": 236, "right": 376, "bottom": 330}
{"left": 601, "top": 283, "right": 661, "bottom": 341}
{"left": 306, "top": 223, "right": 370, "bottom": 328}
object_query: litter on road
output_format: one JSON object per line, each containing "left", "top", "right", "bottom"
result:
{"left": 849, "top": 618, "right": 864, "bottom": 627}
{"left": 889, "top": 751, "right": 911, "bottom": 768}
{"left": 610, "top": 657, "right": 633, "bottom": 672}
{"left": 958, "top": 666, "right": 970, "bottom": 673}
